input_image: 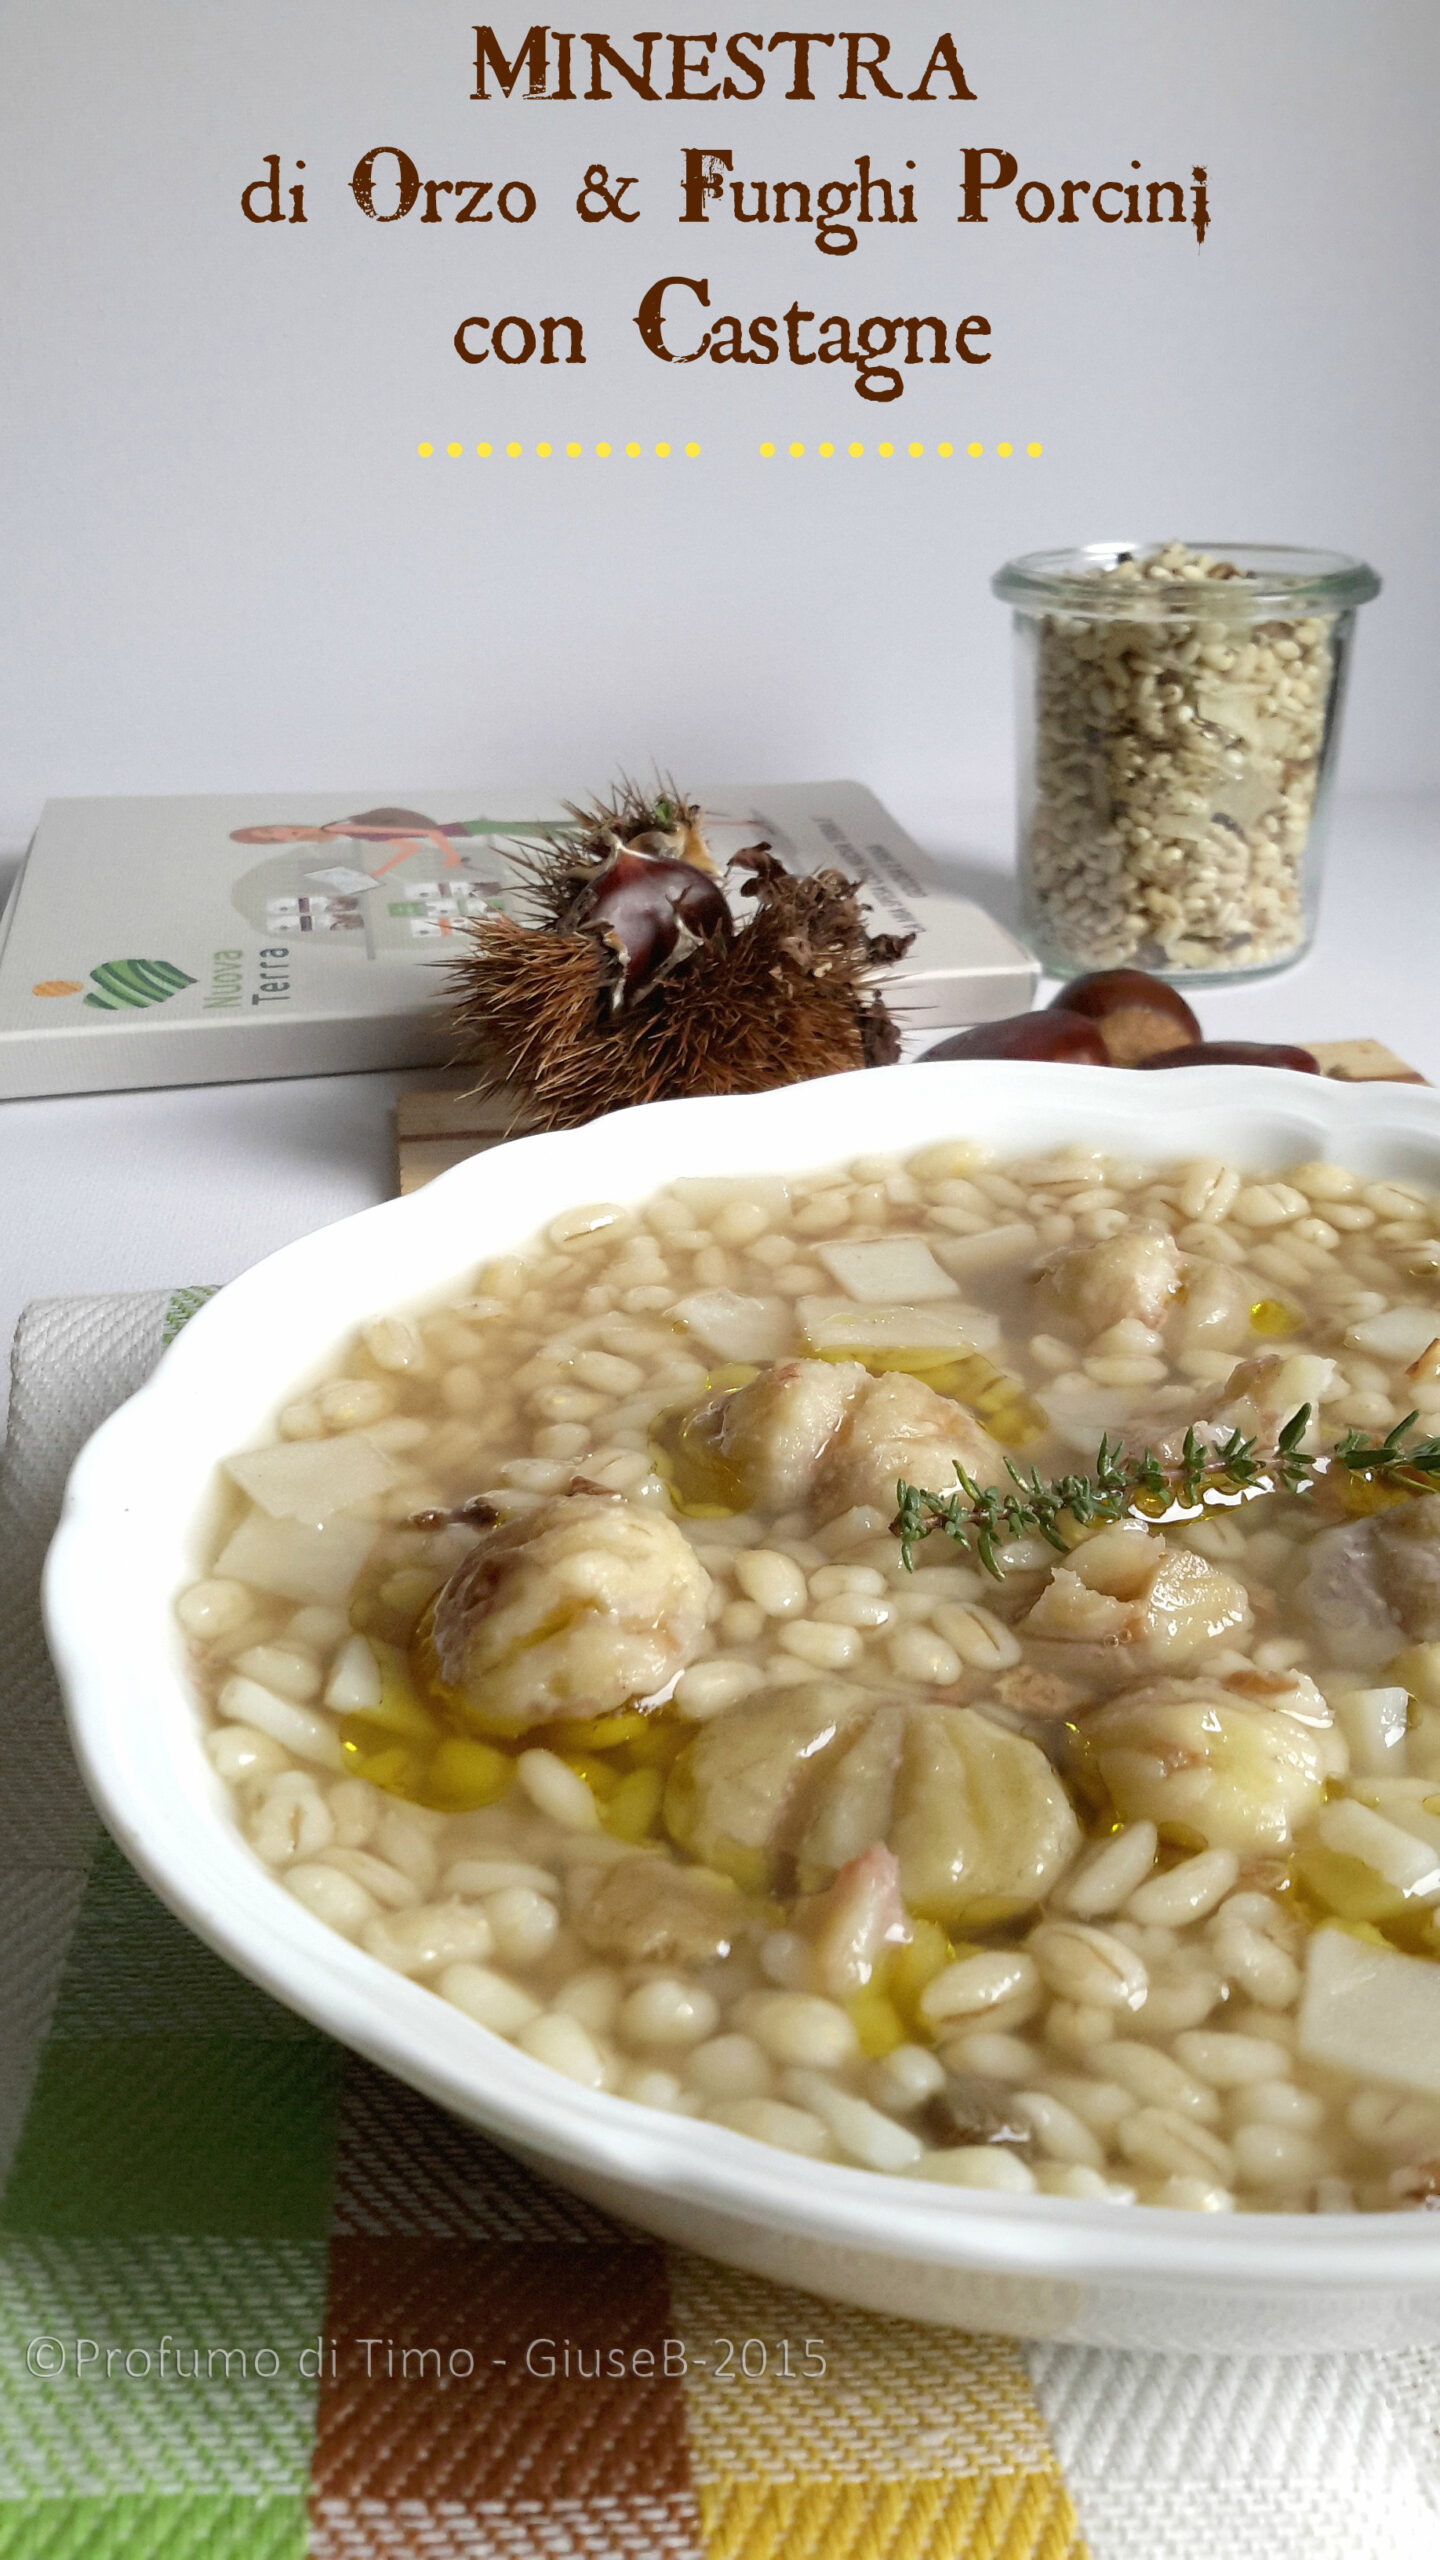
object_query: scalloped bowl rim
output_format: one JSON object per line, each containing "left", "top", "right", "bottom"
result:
{"left": 42, "top": 1060, "right": 1440, "bottom": 2301}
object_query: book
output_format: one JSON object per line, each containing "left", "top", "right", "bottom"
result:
{"left": 0, "top": 783, "right": 1035, "bottom": 1100}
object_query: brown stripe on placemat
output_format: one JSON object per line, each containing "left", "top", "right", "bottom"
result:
{"left": 308, "top": 2500, "right": 702, "bottom": 2558}
{"left": 307, "top": 2238, "right": 702, "bottom": 2556}
{"left": 328, "top": 2056, "right": 620, "bottom": 2243}
{"left": 312, "top": 2055, "right": 702, "bottom": 2553}
{"left": 309, "top": 2501, "right": 702, "bottom": 2558}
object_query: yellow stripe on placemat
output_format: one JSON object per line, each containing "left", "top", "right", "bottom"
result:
{"left": 698, "top": 2475, "right": 1081, "bottom": 2560}
{"left": 667, "top": 2252, "right": 1087, "bottom": 2560}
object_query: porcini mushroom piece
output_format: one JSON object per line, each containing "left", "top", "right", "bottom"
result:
{"left": 571, "top": 1853, "right": 745, "bottom": 1966}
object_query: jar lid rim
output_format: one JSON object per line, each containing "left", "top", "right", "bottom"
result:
{"left": 993, "top": 542, "right": 1381, "bottom": 615}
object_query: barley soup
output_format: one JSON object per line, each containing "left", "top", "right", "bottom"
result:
{"left": 180, "top": 1137, "right": 1440, "bottom": 2213}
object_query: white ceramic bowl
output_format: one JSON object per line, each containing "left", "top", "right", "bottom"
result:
{"left": 45, "top": 1061, "right": 1440, "bottom": 2352}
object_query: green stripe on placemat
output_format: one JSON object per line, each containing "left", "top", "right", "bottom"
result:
{"left": 2, "top": 2041, "right": 343, "bottom": 2239}
{"left": 1, "top": 1286, "right": 353, "bottom": 2556}
{"left": 3, "top": 1841, "right": 343, "bottom": 2242}
{"left": 0, "top": 1831, "right": 338, "bottom": 2536}
{"left": 160, "top": 1288, "right": 218, "bottom": 1347}
{"left": 0, "top": 2493, "right": 309, "bottom": 2558}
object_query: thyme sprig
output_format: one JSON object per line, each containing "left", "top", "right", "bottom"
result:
{"left": 892, "top": 1406, "right": 1440, "bottom": 1577}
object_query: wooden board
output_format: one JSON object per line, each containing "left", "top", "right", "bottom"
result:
{"left": 395, "top": 1040, "right": 1428, "bottom": 1193}
{"left": 1305, "top": 1039, "right": 1426, "bottom": 1086}
{"left": 394, "top": 1084, "right": 530, "bottom": 1194}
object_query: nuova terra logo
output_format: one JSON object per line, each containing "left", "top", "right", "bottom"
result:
{"left": 33, "top": 959, "right": 197, "bottom": 1010}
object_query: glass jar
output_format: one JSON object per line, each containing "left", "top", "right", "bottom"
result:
{"left": 992, "top": 541, "right": 1380, "bottom": 984}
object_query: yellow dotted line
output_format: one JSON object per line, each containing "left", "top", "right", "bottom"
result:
{"left": 415, "top": 439, "right": 1042, "bottom": 461}
{"left": 417, "top": 441, "right": 701, "bottom": 459}
{"left": 760, "top": 440, "right": 1042, "bottom": 459}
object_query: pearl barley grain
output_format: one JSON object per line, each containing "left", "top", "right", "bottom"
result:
{"left": 518, "top": 2014, "right": 610, "bottom": 2087}
{"left": 812, "top": 1590, "right": 892, "bottom": 1630}
{"left": 940, "top": 2031, "right": 1041, "bottom": 2084}
{"left": 734, "top": 1549, "right": 808, "bottom": 1617}
{"left": 319, "top": 1848, "right": 422, "bottom": 1910}
{"left": 364, "top": 1315, "right": 427, "bottom": 1373}
{"left": 206, "top": 1725, "right": 289, "bottom": 1786}
{"left": 675, "top": 1657, "right": 765, "bottom": 1719}
{"left": 866, "top": 2044, "right": 947, "bottom": 2112}
{"left": 284, "top": 1863, "right": 379, "bottom": 1935}
{"left": 684, "top": 2036, "right": 774, "bottom": 2103}
{"left": 778, "top": 1619, "right": 860, "bottom": 1671}
{"left": 443, "top": 1859, "right": 561, "bottom": 1899}
{"left": 719, "top": 1600, "right": 766, "bottom": 1647}
{"left": 1231, "top": 2124, "right": 1327, "bottom": 2189}
{"left": 919, "top": 1951, "right": 1038, "bottom": 2024}
{"left": 1103, "top": 2042, "right": 1221, "bottom": 2123}
{"left": 930, "top": 1605, "right": 1021, "bottom": 1670}
{"left": 783, "top": 2072, "right": 925, "bottom": 2171}
{"left": 809, "top": 1563, "right": 886, "bottom": 1600}
{"left": 1126, "top": 1849, "right": 1238, "bottom": 1926}
{"left": 619, "top": 1979, "right": 720, "bottom": 2049}
{"left": 248, "top": 1772, "right": 334, "bottom": 1866}
{"left": 177, "top": 1579, "right": 255, "bottom": 1640}
{"left": 485, "top": 1886, "right": 561, "bottom": 1966}
{"left": 742, "top": 1993, "right": 859, "bottom": 2070}
{"left": 1044, "top": 2001, "right": 1118, "bottom": 2056}
{"left": 1056, "top": 1823, "right": 1158, "bottom": 1918}
{"left": 551, "top": 1969, "right": 623, "bottom": 2034}
{"left": 231, "top": 1643, "right": 322, "bottom": 1704}
{"left": 1139, "top": 2177, "right": 1235, "bottom": 2213}
{"left": 887, "top": 1627, "right": 962, "bottom": 1686}
{"left": 1012, "top": 2091, "right": 1105, "bottom": 2170}
{"left": 218, "top": 1679, "right": 343, "bottom": 1770}
{"left": 909, "top": 2147, "right": 1037, "bottom": 2192}
{"left": 1116, "top": 2109, "right": 1234, "bottom": 2185}
{"left": 1029, "top": 1922, "right": 1149, "bottom": 2011}
{"left": 517, "top": 1750, "right": 601, "bottom": 1832}
{"left": 362, "top": 1902, "right": 495, "bottom": 1975}
{"left": 1172, "top": 2031, "right": 1291, "bottom": 2089}
{"left": 707, "top": 2098, "right": 830, "bottom": 2156}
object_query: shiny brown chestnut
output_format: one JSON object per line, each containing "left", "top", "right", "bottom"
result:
{"left": 1135, "top": 1039, "right": 1320, "bottom": 1073}
{"left": 924, "top": 1010, "right": 1110, "bottom": 1065}
{"left": 563, "top": 847, "right": 731, "bottom": 1009}
{"left": 1049, "top": 968, "right": 1202, "bottom": 1066}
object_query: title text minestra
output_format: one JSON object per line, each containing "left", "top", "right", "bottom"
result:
{"left": 470, "top": 26, "right": 978, "bottom": 103}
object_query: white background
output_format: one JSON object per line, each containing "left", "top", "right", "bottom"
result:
{"left": 2, "top": 0, "right": 1439, "bottom": 870}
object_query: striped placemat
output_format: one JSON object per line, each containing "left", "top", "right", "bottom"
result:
{"left": 3, "top": 1292, "right": 1439, "bottom": 2559}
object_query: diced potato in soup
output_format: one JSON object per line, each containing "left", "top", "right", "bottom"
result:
{"left": 180, "top": 1134, "right": 1440, "bottom": 2216}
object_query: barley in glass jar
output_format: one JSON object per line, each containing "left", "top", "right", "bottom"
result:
{"left": 992, "top": 541, "right": 1380, "bottom": 984}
